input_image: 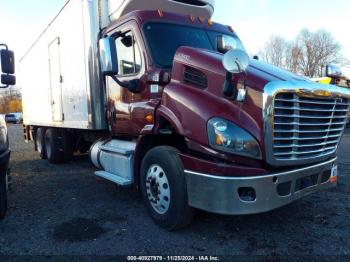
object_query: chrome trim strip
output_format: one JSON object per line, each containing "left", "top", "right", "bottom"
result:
{"left": 184, "top": 157, "right": 337, "bottom": 181}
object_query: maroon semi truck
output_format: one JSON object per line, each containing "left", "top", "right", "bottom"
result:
{"left": 20, "top": 0, "right": 350, "bottom": 229}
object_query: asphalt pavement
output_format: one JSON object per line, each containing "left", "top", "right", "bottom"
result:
{"left": 0, "top": 124, "right": 349, "bottom": 258}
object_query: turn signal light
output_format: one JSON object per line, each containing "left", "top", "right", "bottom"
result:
{"left": 189, "top": 15, "right": 195, "bottom": 23}
{"left": 330, "top": 176, "right": 337, "bottom": 183}
{"left": 145, "top": 114, "right": 154, "bottom": 124}
{"left": 207, "top": 19, "right": 213, "bottom": 26}
{"left": 157, "top": 9, "right": 164, "bottom": 17}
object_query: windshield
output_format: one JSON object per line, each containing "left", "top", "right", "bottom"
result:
{"left": 143, "top": 22, "right": 245, "bottom": 68}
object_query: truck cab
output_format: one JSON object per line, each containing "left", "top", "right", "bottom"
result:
{"left": 20, "top": 0, "right": 350, "bottom": 229}
{"left": 94, "top": 9, "right": 350, "bottom": 228}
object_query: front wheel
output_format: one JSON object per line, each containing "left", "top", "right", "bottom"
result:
{"left": 140, "top": 146, "right": 194, "bottom": 230}
{"left": 0, "top": 172, "right": 8, "bottom": 220}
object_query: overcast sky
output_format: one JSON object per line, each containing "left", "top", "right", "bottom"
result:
{"left": 0, "top": 0, "right": 349, "bottom": 61}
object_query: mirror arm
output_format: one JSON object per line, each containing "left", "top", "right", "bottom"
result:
{"left": 110, "top": 75, "right": 141, "bottom": 94}
{"left": 222, "top": 71, "right": 236, "bottom": 98}
{"left": 110, "top": 75, "right": 129, "bottom": 89}
{"left": 235, "top": 59, "right": 243, "bottom": 72}
{"left": 0, "top": 44, "right": 8, "bottom": 50}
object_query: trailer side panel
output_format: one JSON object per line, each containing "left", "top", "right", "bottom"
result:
{"left": 20, "top": 0, "right": 106, "bottom": 130}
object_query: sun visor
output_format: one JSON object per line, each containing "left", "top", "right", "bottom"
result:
{"left": 108, "top": 0, "right": 215, "bottom": 21}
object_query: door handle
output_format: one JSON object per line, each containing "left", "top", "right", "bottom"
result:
{"left": 112, "top": 111, "right": 117, "bottom": 122}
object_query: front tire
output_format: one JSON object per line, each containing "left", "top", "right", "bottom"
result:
{"left": 0, "top": 172, "right": 8, "bottom": 220}
{"left": 140, "top": 146, "right": 194, "bottom": 230}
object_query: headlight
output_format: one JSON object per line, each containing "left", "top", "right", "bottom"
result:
{"left": 208, "top": 117, "right": 262, "bottom": 159}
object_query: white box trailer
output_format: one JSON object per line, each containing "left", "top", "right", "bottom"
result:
{"left": 20, "top": 0, "right": 215, "bottom": 130}
{"left": 20, "top": 0, "right": 104, "bottom": 130}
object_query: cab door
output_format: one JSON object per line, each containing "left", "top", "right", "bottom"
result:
{"left": 106, "top": 21, "right": 155, "bottom": 135}
{"left": 48, "top": 37, "right": 64, "bottom": 122}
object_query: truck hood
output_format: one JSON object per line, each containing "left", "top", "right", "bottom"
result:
{"left": 246, "top": 59, "right": 310, "bottom": 88}
{"left": 165, "top": 47, "right": 349, "bottom": 167}
{"left": 168, "top": 47, "right": 313, "bottom": 163}
{"left": 173, "top": 47, "right": 310, "bottom": 93}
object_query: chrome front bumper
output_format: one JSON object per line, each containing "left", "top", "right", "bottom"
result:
{"left": 185, "top": 157, "right": 337, "bottom": 215}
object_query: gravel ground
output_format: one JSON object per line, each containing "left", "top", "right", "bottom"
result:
{"left": 0, "top": 124, "right": 349, "bottom": 258}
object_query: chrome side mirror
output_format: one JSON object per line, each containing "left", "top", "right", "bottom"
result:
{"left": 99, "top": 37, "right": 118, "bottom": 76}
{"left": 217, "top": 35, "right": 238, "bottom": 54}
{"left": 222, "top": 49, "right": 250, "bottom": 74}
{"left": 221, "top": 49, "right": 250, "bottom": 99}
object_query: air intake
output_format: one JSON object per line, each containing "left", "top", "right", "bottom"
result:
{"left": 183, "top": 67, "right": 207, "bottom": 88}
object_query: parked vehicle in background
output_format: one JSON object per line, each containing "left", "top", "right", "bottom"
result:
{"left": 20, "top": 0, "right": 350, "bottom": 229}
{"left": 0, "top": 43, "right": 15, "bottom": 220}
{"left": 5, "top": 112, "right": 23, "bottom": 124}
{"left": 316, "top": 65, "right": 350, "bottom": 128}
{"left": 0, "top": 116, "right": 10, "bottom": 220}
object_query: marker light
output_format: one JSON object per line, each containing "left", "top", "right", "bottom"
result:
{"left": 157, "top": 9, "right": 164, "bottom": 17}
{"left": 145, "top": 113, "right": 154, "bottom": 123}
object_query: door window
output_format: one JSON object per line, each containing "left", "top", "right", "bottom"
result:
{"left": 115, "top": 31, "right": 142, "bottom": 76}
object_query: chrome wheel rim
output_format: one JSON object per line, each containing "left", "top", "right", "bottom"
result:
{"left": 146, "top": 164, "right": 170, "bottom": 215}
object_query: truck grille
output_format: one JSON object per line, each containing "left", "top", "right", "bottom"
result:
{"left": 273, "top": 93, "right": 350, "bottom": 161}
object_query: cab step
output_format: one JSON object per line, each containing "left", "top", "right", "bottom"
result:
{"left": 94, "top": 171, "right": 132, "bottom": 186}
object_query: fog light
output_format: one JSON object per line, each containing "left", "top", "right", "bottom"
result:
{"left": 238, "top": 187, "right": 256, "bottom": 202}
